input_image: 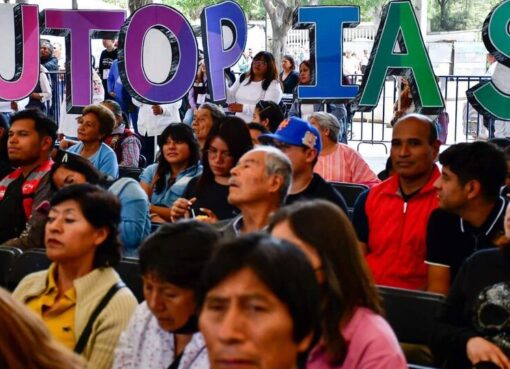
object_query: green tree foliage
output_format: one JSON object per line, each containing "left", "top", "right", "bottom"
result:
{"left": 161, "top": 0, "right": 265, "bottom": 20}
{"left": 429, "top": 0, "right": 502, "bottom": 32}
{"left": 320, "top": 0, "right": 387, "bottom": 21}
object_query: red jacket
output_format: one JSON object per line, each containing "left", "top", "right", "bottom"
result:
{"left": 0, "top": 159, "right": 53, "bottom": 220}
{"left": 365, "top": 166, "right": 440, "bottom": 290}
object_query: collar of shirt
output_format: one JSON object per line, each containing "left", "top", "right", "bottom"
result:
{"left": 460, "top": 196, "right": 507, "bottom": 236}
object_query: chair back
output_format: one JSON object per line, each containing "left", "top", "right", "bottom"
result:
{"left": 115, "top": 257, "right": 143, "bottom": 302}
{"left": 7, "top": 249, "right": 51, "bottom": 291}
{"left": 119, "top": 166, "right": 144, "bottom": 181}
{"left": 379, "top": 285, "right": 445, "bottom": 344}
{"left": 0, "top": 246, "right": 22, "bottom": 288}
{"left": 329, "top": 181, "right": 368, "bottom": 217}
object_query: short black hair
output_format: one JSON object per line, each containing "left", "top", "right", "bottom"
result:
{"left": 489, "top": 137, "right": 510, "bottom": 151}
{"left": 139, "top": 221, "right": 219, "bottom": 291}
{"left": 247, "top": 122, "right": 269, "bottom": 135}
{"left": 198, "top": 233, "right": 320, "bottom": 345}
{"left": 11, "top": 109, "right": 57, "bottom": 146}
{"left": 439, "top": 141, "right": 506, "bottom": 201}
{"left": 50, "top": 184, "right": 122, "bottom": 267}
{"left": 255, "top": 101, "right": 284, "bottom": 133}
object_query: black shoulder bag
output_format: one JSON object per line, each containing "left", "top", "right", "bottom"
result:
{"left": 74, "top": 281, "right": 126, "bottom": 354}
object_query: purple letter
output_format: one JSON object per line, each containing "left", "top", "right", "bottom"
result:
{"left": 118, "top": 4, "right": 197, "bottom": 104}
{"left": 42, "top": 9, "right": 126, "bottom": 113}
{"left": 201, "top": 1, "right": 247, "bottom": 102}
{"left": 0, "top": 4, "right": 40, "bottom": 101}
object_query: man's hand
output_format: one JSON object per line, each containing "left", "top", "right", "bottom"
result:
{"left": 467, "top": 337, "right": 510, "bottom": 369}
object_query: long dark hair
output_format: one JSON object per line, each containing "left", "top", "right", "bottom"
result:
{"left": 244, "top": 51, "right": 279, "bottom": 91}
{"left": 269, "top": 200, "right": 383, "bottom": 366}
{"left": 154, "top": 123, "right": 200, "bottom": 194}
{"left": 196, "top": 117, "right": 252, "bottom": 195}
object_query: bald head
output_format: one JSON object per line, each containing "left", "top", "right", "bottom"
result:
{"left": 394, "top": 113, "right": 438, "bottom": 145}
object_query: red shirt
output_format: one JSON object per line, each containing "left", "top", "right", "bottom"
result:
{"left": 364, "top": 166, "right": 440, "bottom": 289}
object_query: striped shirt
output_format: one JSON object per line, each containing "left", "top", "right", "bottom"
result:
{"left": 314, "top": 144, "right": 380, "bottom": 187}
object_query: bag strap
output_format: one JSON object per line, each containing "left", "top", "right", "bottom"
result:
{"left": 74, "top": 281, "right": 126, "bottom": 354}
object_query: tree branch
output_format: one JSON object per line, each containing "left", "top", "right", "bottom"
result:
{"left": 261, "top": 0, "right": 276, "bottom": 20}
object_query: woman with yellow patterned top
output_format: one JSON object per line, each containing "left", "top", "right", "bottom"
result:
{"left": 13, "top": 184, "right": 137, "bottom": 369}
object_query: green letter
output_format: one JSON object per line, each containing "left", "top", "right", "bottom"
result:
{"left": 467, "top": 0, "right": 510, "bottom": 120}
{"left": 355, "top": 0, "right": 443, "bottom": 114}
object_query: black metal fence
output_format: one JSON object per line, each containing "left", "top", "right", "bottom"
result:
{"left": 346, "top": 75, "right": 491, "bottom": 151}
{"left": 45, "top": 71, "right": 490, "bottom": 149}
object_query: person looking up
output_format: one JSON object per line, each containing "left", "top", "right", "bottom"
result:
{"left": 215, "top": 146, "right": 292, "bottom": 240}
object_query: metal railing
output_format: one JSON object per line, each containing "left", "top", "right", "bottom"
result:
{"left": 44, "top": 71, "right": 490, "bottom": 149}
{"left": 346, "top": 74, "right": 491, "bottom": 151}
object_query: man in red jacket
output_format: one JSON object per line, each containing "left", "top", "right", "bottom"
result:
{"left": 0, "top": 109, "right": 56, "bottom": 248}
{"left": 353, "top": 113, "right": 441, "bottom": 290}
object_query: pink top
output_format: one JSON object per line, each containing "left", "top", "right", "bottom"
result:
{"left": 314, "top": 144, "right": 380, "bottom": 187}
{"left": 307, "top": 307, "right": 407, "bottom": 369}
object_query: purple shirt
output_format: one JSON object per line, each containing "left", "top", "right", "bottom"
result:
{"left": 307, "top": 307, "right": 407, "bottom": 369}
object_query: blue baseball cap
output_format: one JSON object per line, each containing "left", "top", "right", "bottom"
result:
{"left": 260, "top": 116, "right": 322, "bottom": 153}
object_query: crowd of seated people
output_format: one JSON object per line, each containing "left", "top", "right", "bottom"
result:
{"left": 1, "top": 43, "right": 510, "bottom": 369}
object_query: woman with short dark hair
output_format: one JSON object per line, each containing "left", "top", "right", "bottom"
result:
{"left": 113, "top": 221, "right": 219, "bottom": 369}
{"left": 67, "top": 104, "right": 119, "bottom": 178}
{"left": 269, "top": 200, "right": 407, "bottom": 369}
{"left": 13, "top": 184, "right": 138, "bottom": 369}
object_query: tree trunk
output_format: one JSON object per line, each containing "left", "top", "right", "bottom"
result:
{"left": 438, "top": 0, "right": 449, "bottom": 30}
{"left": 128, "top": 0, "right": 153, "bottom": 14}
{"left": 271, "top": 27, "right": 289, "bottom": 70}
{"left": 262, "top": 0, "right": 296, "bottom": 70}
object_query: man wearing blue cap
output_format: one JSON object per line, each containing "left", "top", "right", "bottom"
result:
{"left": 261, "top": 117, "right": 348, "bottom": 214}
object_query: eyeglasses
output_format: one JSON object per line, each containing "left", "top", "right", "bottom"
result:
{"left": 206, "top": 147, "right": 233, "bottom": 160}
{"left": 252, "top": 60, "right": 267, "bottom": 66}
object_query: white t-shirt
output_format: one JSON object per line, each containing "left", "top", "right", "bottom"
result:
{"left": 227, "top": 78, "right": 282, "bottom": 122}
